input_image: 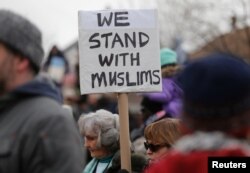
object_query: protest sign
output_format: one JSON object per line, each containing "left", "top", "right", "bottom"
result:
{"left": 78, "top": 9, "right": 161, "bottom": 94}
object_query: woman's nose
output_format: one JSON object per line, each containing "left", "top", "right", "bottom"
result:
{"left": 146, "top": 148, "right": 153, "bottom": 155}
{"left": 84, "top": 139, "right": 90, "bottom": 147}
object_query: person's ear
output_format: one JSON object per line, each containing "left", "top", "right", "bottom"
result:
{"left": 14, "top": 56, "right": 29, "bottom": 72}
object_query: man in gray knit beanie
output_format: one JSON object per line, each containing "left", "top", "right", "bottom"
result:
{"left": 0, "top": 9, "right": 84, "bottom": 173}
{"left": 0, "top": 9, "right": 44, "bottom": 72}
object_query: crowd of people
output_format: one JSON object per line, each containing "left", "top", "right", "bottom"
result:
{"left": 0, "top": 9, "right": 250, "bottom": 173}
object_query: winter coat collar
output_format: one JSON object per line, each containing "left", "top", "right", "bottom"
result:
{"left": 0, "top": 73, "right": 63, "bottom": 111}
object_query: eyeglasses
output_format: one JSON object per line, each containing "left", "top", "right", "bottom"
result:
{"left": 144, "top": 142, "right": 165, "bottom": 152}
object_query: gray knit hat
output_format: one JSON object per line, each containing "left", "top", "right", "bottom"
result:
{"left": 0, "top": 9, "right": 44, "bottom": 71}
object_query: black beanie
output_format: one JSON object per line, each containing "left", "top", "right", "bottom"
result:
{"left": 141, "top": 96, "right": 163, "bottom": 114}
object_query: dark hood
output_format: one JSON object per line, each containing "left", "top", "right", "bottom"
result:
{"left": 0, "top": 74, "right": 63, "bottom": 111}
{"left": 13, "top": 73, "right": 63, "bottom": 103}
{"left": 0, "top": 73, "right": 62, "bottom": 106}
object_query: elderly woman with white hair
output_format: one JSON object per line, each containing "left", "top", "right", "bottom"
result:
{"left": 78, "top": 109, "right": 120, "bottom": 173}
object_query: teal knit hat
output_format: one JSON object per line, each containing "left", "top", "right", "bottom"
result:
{"left": 160, "top": 48, "right": 177, "bottom": 67}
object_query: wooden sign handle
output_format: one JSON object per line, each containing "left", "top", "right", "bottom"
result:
{"left": 118, "top": 93, "right": 131, "bottom": 172}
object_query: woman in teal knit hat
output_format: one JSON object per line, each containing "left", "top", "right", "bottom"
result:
{"left": 143, "top": 48, "right": 183, "bottom": 118}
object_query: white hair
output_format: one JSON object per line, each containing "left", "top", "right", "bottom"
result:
{"left": 78, "top": 109, "right": 120, "bottom": 152}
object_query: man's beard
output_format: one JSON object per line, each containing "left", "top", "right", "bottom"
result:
{"left": 0, "top": 80, "right": 7, "bottom": 96}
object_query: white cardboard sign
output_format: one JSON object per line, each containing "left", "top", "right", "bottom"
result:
{"left": 78, "top": 9, "right": 161, "bottom": 94}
